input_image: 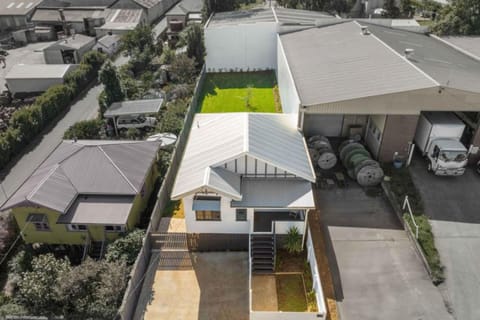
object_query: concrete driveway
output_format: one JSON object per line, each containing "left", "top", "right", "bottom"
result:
{"left": 318, "top": 184, "right": 453, "bottom": 320}
{"left": 410, "top": 156, "right": 480, "bottom": 320}
{"left": 141, "top": 252, "right": 249, "bottom": 320}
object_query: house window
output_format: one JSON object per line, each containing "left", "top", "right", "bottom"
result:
{"left": 193, "top": 196, "right": 221, "bottom": 221}
{"left": 104, "top": 225, "right": 125, "bottom": 232}
{"left": 195, "top": 211, "right": 221, "bottom": 221}
{"left": 236, "top": 209, "right": 247, "bottom": 221}
{"left": 67, "top": 224, "right": 87, "bottom": 232}
{"left": 27, "top": 214, "right": 50, "bottom": 231}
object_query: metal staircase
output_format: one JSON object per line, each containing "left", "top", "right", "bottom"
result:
{"left": 250, "top": 234, "right": 275, "bottom": 274}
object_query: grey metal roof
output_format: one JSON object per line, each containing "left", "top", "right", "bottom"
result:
{"left": 132, "top": 0, "right": 163, "bottom": 9}
{"left": 274, "top": 7, "right": 333, "bottom": 25}
{"left": 57, "top": 195, "right": 133, "bottom": 225}
{"left": 5, "top": 64, "right": 76, "bottom": 79}
{"left": 231, "top": 179, "right": 314, "bottom": 208}
{"left": 104, "top": 99, "right": 163, "bottom": 117}
{"left": 1, "top": 140, "right": 160, "bottom": 213}
{"left": 440, "top": 36, "right": 480, "bottom": 60}
{"left": 171, "top": 113, "right": 316, "bottom": 200}
{"left": 38, "top": 0, "right": 116, "bottom": 8}
{"left": 45, "top": 34, "right": 95, "bottom": 50}
{"left": 0, "top": 0, "right": 42, "bottom": 15}
{"left": 166, "top": 0, "right": 202, "bottom": 16}
{"left": 32, "top": 8, "right": 105, "bottom": 22}
{"left": 279, "top": 21, "right": 438, "bottom": 106}
{"left": 367, "top": 24, "right": 480, "bottom": 94}
{"left": 96, "top": 34, "right": 121, "bottom": 48}
{"left": 207, "top": 8, "right": 275, "bottom": 26}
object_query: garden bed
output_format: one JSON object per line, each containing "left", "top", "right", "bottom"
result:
{"left": 198, "top": 71, "right": 281, "bottom": 113}
{"left": 276, "top": 274, "right": 307, "bottom": 312}
{"left": 383, "top": 165, "right": 445, "bottom": 284}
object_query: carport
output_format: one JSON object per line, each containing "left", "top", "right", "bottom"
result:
{"left": 104, "top": 98, "right": 163, "bottom": 135}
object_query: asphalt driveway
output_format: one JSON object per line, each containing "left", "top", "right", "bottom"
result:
{"left": 318, "top": 184, "right": 453, "bottom": 320}
{"left": 410, "top": 156, "right": 480, "bottom": 320}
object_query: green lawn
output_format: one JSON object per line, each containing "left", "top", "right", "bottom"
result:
{"left": 198, "top": 72, "right": 281, "bottom": 113}
{"left": 276, "top": 274, "right": 308, "bottom": 312}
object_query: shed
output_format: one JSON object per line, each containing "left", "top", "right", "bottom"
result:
{"left": 43, "top": 34, "right": 95, "bottom": 64}
{"left": 5, "top": 64, "right": 77, "bottom": 97}
{"left": 0, "top": 0, "right": 43, "bottom": 32}
{"left": 93, "top": 33, "right": 121, "bottom": 56}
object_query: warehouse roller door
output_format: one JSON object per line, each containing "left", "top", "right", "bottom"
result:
{"left": 303, "top": 114, "right": 343, "bottom": 137}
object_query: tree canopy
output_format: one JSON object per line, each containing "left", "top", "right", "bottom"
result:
{"left": 432, "top": 0, "right": 480, "bottom": 35}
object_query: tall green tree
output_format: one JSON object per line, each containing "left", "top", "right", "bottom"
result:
{"left": 180, "top": 24, "right": 206, "bottom": 67}
{"left": 383, "top": 0, "right": 400, "bottom": 18}
{"left": 202, "top": 0, "right": 239, "bottom": 21}
{"left": 98, "top": 60, "right": 125, "bottom": 114}
{"left": 432, "top": 0, "right": 480, "bottom": 35}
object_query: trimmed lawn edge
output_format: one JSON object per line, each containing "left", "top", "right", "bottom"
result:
{"left": 276, "top": 274, "right": 308, "bottom": 312}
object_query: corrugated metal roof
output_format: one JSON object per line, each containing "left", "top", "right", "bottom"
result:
{"left": 171, "top": 113, "right": 315, "bottom": 199}
{"left": 231, "top": 179, "right": 314, "bottom": 208}
{"left": 57, "top": 195, "right": 133, "bottom": 225}
{"left": 45, "top": 34, "right": 95, "bottom": 50}
{"left": 206, "top": 167, "right": 241, "bottom": 200}
{"left": 38, "top": 0, "right": 116, "bottom": 8}
{"left": 32, "top": 8, "right": 105, "bottom": 22}
{"left": 95, "top": 33, "right": 121, "bottom": 48}
{"left": 274, "top": 7, "right": 333, "bottom": 25}
{"left": 166, "top": 0, "right": 202, "bottom": 16}
{"left": 440, "top": 36, "right": 480, "bottom": 61}
{"left": 99, "top": 8, "right": 143, "bottom": 30}
{"left": 5, "top": 64, "right": 75, "bottom": 79}
{"left": 279, "top": 21, "right": 438, "bottom": 106}
{"left": 367, "top": 24, "right": 480, "bottom": 94}
{"left": 0, "top": 0, "right": 42, "bottom": 15}
{"left": 133, "top": 0, "right": 162, "bottom": 9}
{"left": 208, "top": 8, "right": 275, "bottom": 26}
{"left": 104, "top": 99, "right": 163, "bottom": 117}
{"left": 1, "top": 140, "right": 160, "bottom": 214}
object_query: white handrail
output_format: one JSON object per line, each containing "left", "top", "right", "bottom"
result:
{"left": 403, "top": 195, "right": 419, "bottom": 239}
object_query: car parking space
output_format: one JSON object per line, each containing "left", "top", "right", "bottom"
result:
{"left": 317, "top": 184, "right": 453, "bottom": 320}
{"left": 410, "top": 157, "right": 480, "bottom": 320}
{"left": 141, "top": 252, "right": 249, "bottom": 320}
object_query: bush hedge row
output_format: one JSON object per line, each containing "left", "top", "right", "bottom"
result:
{"left": 0, "top": 51, "right": 106, "bottom": 171}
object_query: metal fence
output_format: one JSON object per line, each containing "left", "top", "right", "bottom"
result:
{"left": 117, "top": 66, "right": 206, "bottom": 320}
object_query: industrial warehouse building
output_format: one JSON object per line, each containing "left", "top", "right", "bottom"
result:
{"left": 205, "top": 8, "right": 480, "bottom": 163}
{"left": 0, "top": 0, "right": 43, "bottom": 32}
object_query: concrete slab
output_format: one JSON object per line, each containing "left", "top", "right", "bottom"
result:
{"left": 318, "top": 184, "right": 453, "bottom": 320}
{"left": 252, "top": 275, "right": 278, "bottom": 311}
{"left": 158, "top": 217, "right": 186, "bottom": 233}
{"left": 142, "top": 252, "right": 249, "bottom": 320}
{"left": 410, "top": 156, "right": 480, "bottom": 320}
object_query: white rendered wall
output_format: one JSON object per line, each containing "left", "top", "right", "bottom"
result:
{"left": 276, "top": 36, "right": 300, "bottom": 115}
{"left": 183, "top": 194, "right": 253, "bottom": 234}
{"left": 205, "top": 22, "right": 278, "bottom": 71}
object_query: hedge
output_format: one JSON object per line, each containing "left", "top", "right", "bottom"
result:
{"left": 0, "top": 51, "right": 106, "bottom": 171}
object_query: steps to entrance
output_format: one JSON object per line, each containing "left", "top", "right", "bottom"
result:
{"left": 250, "top": 234, "right": 275, "bottom": 274}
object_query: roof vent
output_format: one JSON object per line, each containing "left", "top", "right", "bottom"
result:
{"left": 360, "top": 25, "right": 370, "bottom": 35}
{"left": 404, "top": 48, "right": 415, "bottom": 59}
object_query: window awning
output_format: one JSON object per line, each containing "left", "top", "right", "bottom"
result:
{"left": 192, "top": 199, "right": 221, "bottom": 211}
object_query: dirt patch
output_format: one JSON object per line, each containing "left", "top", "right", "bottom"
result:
{"left": 276, "top": 249, "right": 306, "bottom": 272}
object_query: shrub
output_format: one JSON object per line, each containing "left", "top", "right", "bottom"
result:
{"left": 170, "top": 54, "right": 196, "bottom": 84}
{"left": 0, "top": 303, "right": 29, "bottom": 317}
{"left": 125, "top": 127, "right": 140, "bottom": 140}
{"left": 35, "top": 84, "right": 74, "bottom": 123}
{"left": 65, "top": 64, "right": 93, "bottom": 94}
{"left": 9, "top": 105, "right": 43, "bottom": 141}
{"left": 284, "top": 226, "right": 302, "bottom": 254}
{"left": 81, "top": 50, "right": 107, "bottom": 71}
{"left": 63, "top": 119, "right": 104, "bottom": 140}
{"left": 105, "top": 229, "right": 145, "bottom": 266}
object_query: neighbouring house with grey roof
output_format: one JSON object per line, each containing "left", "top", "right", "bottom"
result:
{"left": 110, "top": 0, "right": 179, "bottom": 23}
{"left": 5, "top": 63, "right": 77, "bottom": 97}
{"left": 205, "top": 8, "right": 480, "bottom": 164}
{"left": 43, "top": 34, "right": 96, "bottom": 64}
{"left": 165, "top": 0, "right": 201, "bottom": 38}
{"left": 0, "top": 140, "right": 160, "bottom": 252}
{"left": 171, "top": 113, "right": 316, "bottom": 248}
{"left": 0, "top": 0, "right": 43, "bottom": 32}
